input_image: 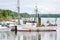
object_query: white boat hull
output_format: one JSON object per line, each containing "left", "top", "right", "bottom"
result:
{"left": 0, "top": 27, "right": 11, "bottom": 31}
{"left": 17, "top": 26, "right": 56, "bottom": 31}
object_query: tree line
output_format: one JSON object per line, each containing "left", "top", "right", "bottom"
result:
{"left": 0, "top": 9, "right": 29, "bottom": 21}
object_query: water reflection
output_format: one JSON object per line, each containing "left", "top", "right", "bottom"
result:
{"left": 0, "top": 31, "right": 56, "bottom": 40}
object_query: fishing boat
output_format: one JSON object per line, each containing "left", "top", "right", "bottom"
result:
{"left": 11, "top": 2, "right": 57, "bottom": 31}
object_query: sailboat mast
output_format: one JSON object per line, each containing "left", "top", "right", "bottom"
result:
{"left": 17, "top": 0, "right": 20, "bottom": 25}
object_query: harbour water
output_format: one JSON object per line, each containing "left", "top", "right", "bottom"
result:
{"left": 0, "top": 31, "right": 58, "bottom": 40}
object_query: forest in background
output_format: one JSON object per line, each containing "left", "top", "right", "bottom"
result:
{"left": 0, "top": 9, "right": 29, "bottom": 21}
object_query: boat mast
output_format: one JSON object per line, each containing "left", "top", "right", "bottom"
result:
{"left": 17, "top": 0, "right": 20, "bottom": 25}
{"left": 35, "top": 5, "right": 41, "bottom": 27}
{"left": 35, "top": 5, "right": 38, "bottom": 24}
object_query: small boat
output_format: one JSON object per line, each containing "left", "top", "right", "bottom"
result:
{"left": 47, "top": 18, "right": 57, "bottom": 26}
{"left": 0, "top": 25, "right": 11, "bottom": 31}
{"left": 47, "top": 23, "right": 57, "bottom": 26}
{"left": 0, "top": 22, "right": 11, "bottom": 31}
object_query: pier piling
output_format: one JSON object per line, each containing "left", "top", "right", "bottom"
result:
{"left": 15, "top": 26, "right": 17, "bottom": 35}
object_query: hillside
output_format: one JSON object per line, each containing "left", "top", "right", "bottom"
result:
{"left": 0, "top": 9, "right": 29, "bottom": 21}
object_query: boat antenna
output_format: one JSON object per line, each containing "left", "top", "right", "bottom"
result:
{"left": 17, "top": 0, "right": 20, "bottom": 25}
{"left": 55, "top": 18, "right": 57, "bottom": 24}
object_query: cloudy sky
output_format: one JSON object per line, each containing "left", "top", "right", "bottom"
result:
{"left": 0, "top": 0, "right": 60, "bottom": 14}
